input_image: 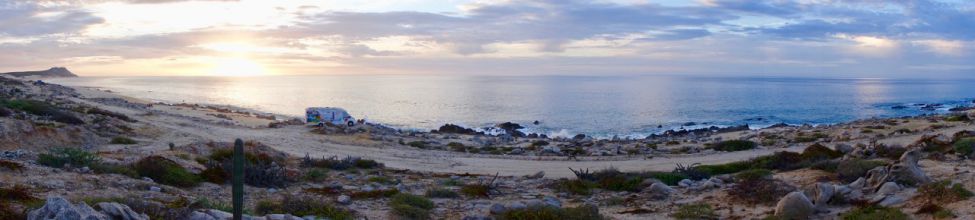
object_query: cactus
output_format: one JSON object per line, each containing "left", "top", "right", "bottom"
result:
{"left": 232, "top": 139, "right": 244, "bottom": 220}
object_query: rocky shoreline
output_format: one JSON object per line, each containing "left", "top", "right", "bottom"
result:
{"left": 2, "top": 75, "right": 975, "bottom": 219}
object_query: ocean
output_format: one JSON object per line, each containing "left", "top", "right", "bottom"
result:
{"left": 49, "top": 75, "right": 975, "bottom": 139}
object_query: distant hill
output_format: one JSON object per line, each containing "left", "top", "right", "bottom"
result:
{"left": 2, "top": 67, "right": 78, "bottom": 78}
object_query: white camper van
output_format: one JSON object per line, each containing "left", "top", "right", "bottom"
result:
{"left": 305, "top": 107, "right": 356, "bottom": 127}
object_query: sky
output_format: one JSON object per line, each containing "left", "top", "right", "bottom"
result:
{"left": 0, "top": 0, "right": 973, "bottom": 77}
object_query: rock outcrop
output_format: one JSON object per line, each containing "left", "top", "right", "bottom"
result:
{"left": 2, "top": 67, "right": 78, "bottom": 78}
{"left": 774, "top": 191, "right": 815, "bottom": 219}
{"left": 28, "top": 197, "right": 108, "bottom": 220}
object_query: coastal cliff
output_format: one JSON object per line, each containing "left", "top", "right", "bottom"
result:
{"left": 2, "top": 67, "right": 78, "bottom": 78}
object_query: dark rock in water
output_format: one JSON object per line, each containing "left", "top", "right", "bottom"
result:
{"left": 572, "top": 134, "right": 586, "bottom": 141}
{"left": 539, "top": 134, "right": 548, "bottom": 139}
{"left": 2, "top": 67, "right": 78, "bottom": 78}
{"left": 949, "top": 106, "right": 974, "bottom": 112}
{"left": 533, "top": 120, "right": 540, "bottom": 125}
{"left": 648, "top": 124, "right": 751, "bottom": 139}
{"left": 920, "top": 103, "right": 943, "bottom": 111}
{"left": 436, "top": 124, "right": 482, "bottom": 135}
{"left": 682, "top": 122, "right": 697, "bottom": 126}
{"left": 657, "top": 125, "right": 663, "bottom": 128}
{"left": 890, "top": 105, "right": 908, "bottom": 110}
{"left": 767, "top": 123, "right": 791, "bottom": 128}
{"left": 496, "top": 122, "right": 526, "bottom": 137}
{"left": 527, "top": 133, "right": 539, "bottom": 138}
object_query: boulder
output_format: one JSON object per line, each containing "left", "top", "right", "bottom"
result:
{"left": 28, "top": 197, "right": 108, "bottom": 220}
{"left": 646, "top": 183, "right": 676, "bottom": 199}
{"left": 774, "top": 192, "right": 815, "bottom": 219}
{"left": 96, "top": 202, "right": 148, "bottom": 220}
{"left": 489, "top": 203, "right": 507, "bottom": 214}
{"left": 890, "top": 149, "right": 930, "bottom": 186}
{"left": 337, "top": 195, "right": 351, "bottom": 205}
{"left": 875, "top": 182, "right": 901, "bottom": 195}
{"left": 811, "top": 183, "right": 834, "bottom": 210}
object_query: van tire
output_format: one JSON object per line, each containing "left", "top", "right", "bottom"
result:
{"left": 347, "top": 121, "right": 355, "bottom": 127}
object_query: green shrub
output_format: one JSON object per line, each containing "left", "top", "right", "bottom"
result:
{"left": 954, "top": 138, "right": 975, "bottom": 157}
{"left": 875, "top": 144, "right": 907, "bottom": 160}
{"left": 407, "top": 141, "right": 429, "bottom": 149}
{"left": 90, "top": 162, "right": 138, "bottom": 178}
{"left": 367, "top": 176, "right": 395, "bottom": 184}
{"left": 918, "top": 180, "right": 974, "bottom": 203}
{"left": 304, "top": 168, "right": 328, "bottom": 182}
{"left": 193, "top": 197, "right": 233, "bottom": 213}
{"left": 696, "top": 160, "right": 753, "bottom": 176}
{"left": 494, "top": 205, "right": 604, "bottom": 220}
{"left": 110, "top": 136, "right": 138, "bottom": 145}
{"left": 425, "top": 188, "right": 459, "bottom": 198}
{"left": 0, "top": 99, "right": 84, "bottom": 124}
{"left": 390, "top": 193, "right": 435, "bottom": 220}
{"left": 840, "top": 205, "right": 909, "bottom": 220}
{"left": 735, "top": 169, "right": 773, "bottom": 182}
{"left": 86, "top": 107, "right": 135, "bottom": 122}
{"left": 645, "top": 172, "right": 689, "bottom": 186}
{"left": 353, "top": 159, "right": 382, "bottom": 169}
{"left": 800, "top": 143, "right": 842, "bottom": 161}
{"left": 712, "top": 140, "right": 757, "bottom": 152}
{"left": 200, "top": 166, "right": 229, "bottom": 184}
{"left": 255, "top": 195, "right": 354, "bottom": 220}
{"left": 448, "top": 142, "right": 466, "bottom": 152}
{"left": 37, "top": 147, "right": 100, "bottom": 168}
{"left": 134, "top": 156, "right": 201, "bottom": 187}
{"left": 302, "top": 155, "right": 383, "bottom": 170}
{"left": 531, "top": 140, "right": 550, "bottom": 147}
{"left": 554, "top": 179, "right": 596, "bottom": 195}
{"left": 671, "top": 203, "right": 717, "bottom": 220}
{"left": 350, "top": 189, "right": 400, "bottom": 199}
{"left": 835, "top": 159, "right": 887, "bottom": 183}
{"left": 728, "top": 179, "right": 794, "bottom": 205}
{"left": 0, "top": 160, "right": 25, "bottom": 172}
{"left": 440, "top": 178, "right": 463, "bottom": 186}
{"left": 461, "top": 184, "right": 491, "bottom": 198}
{"left": 945, "top": 115, "right": 969, "bottom": 122}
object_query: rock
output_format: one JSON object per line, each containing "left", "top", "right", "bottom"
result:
{"left": 811, "top": 183, "right": 834, "bottom": 210}
{"left": 205, "top": 209, "right": 233, "bottom": 220}
{"left": 496, "top": 122, "right": 526, "bottom": 137}
{"left": 541, "top": 146, "right": 561, "bottom": 154}
{"left": 774, "top": 192, "right": 815, "bottom": 219}
{"left": 543, "top": 196, "right": 561, "bottom": 207}
{"left": 462, "top": 216, "right": 493, "bottom": 220}
{"left": 28, "top": 197, "right": 108, "bottom": 220}
{"left": 848, "top": 178, "right": 866, "bottom": 189}
{"left": 148, "top": 186, "right": 161, "bottom": 192}
{"left": 678, "top": 179, "right": 694, "bottom": 188}
{"left": 877, "top": 195, "right": 906, "bottom": 207}
{"left": 646, "top": 183, "right": 676, "bottom": 199}
{"left": 891, "top": 149, "right": 931, "bottom": 185}
{"left": 436, "top": 124, "right": 481, "bottom": 135}
{"left": 525, "top": 171, "right": 545, "bottom": 179}
{"left": 834, "top": 143, "right": 853, "bottom": 154}
{"left": 875, "top": 182, "right": 901, "bottom": 195}
{"left": 572, "top": 134, "right": 586, "bottom": 141}
{"left": 96, "top": 202, "right": 148, "bottom": 220}
{"left": 186, "top": 211, "right": 216, "bottom": 220}
{"left": 489, "top": 203, "right": 507, "bottom": 214}
{"left": 524, "top": 199, "right": 545, "bottom": 208}
{"left": 141, "top": 177, "right": 153, "bottom": 182}
{"left": 508, "top": 201, "right": 527, "bottom": 210}
{"left": 337, "top": 195, "right": 351, "bottom": 205}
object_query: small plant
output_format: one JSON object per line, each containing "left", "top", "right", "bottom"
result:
{"left": 425, "top": 188, "right": 459, "bottom": 198}
{"left": 830, "top": 159, "right": 886, "bottom": 183}
{"left": 0, "top": 160, "right": 24, "bottom": 172}
{"left": 193, "top": 197, "right": 234, "bottom": 213}
{"left": 86, "top": 107, "right": 136, "bottom": 122}
{"left": 531, "top": 140, "right": 550, "bottom": 147}
{"left": 304, "top": 168, "right": 328, "bottom": 182}
{"left": 255, "top": 195, "right": 354, "bottom": 220}
{"left": 440, "top": 178, "right": 463, "bottom": 186}
{"left": 390, "top": 193, "right": 435, "bottom": 219}
{"left": 110, "top": 136, "right": 138, "bottom": 145}
{"left": 350, "top": 189, "right": 400, "bottom": 199}
{"left": 448, "top": 142, "right": 466, "bottom": 152}
{"left": 90, "top": 162, "right": 138, "bottom": 178}
{"left": 840, "top": 205, "right": 909, "bottom": 220}
{"left": 954, "top": 137, "right": 975, "bottom": 157}
{"left": 644, "top": 172, "right": 688, "bottom": 186}
{"left": 0, "top": 185, "right": 36, "bottom": 201}
{"left": 494, "top": 205, "right": 604, "bottom": 220}
{"left": 367, "top": 176, "right": 396, "bottom": 184}
{"left": 302, "top": 155, "right": 383, "bottom": 170}
{"left": 37, "top": 147, "right": 100, "bottom": 168}
{"left": 800, "top": 143, "right": 843, "bottom": 161}
{"left": 671, "top": 203, "right": 717, "bottom": 220}
{"left": 673, "top": 163, "right": 710, "bottom": 180}
{"left": 407, "top": 141, "right": 429, "bottom": 149}
{"left": 712, "top": 140, "right": 757, "bottom": 152}
{"left": 554, "top": 179, "right": 596, "bottom": 195}
{"left": 0, "top": 99, "right": 84, "bottom": 124}
{"left": 917, "top": 180, "right": 974, "bottom": 203}
{"left": 735, "top": 169, "right": 772, "bottom": 182}
{"left": 200, "top": 166, "right": 230, "bottom": 183}
{"left": 134, "top": 156, "right": 201, "bottom": 187}
{"left": 728, "top": 179, "right": 795, "bottom": 205}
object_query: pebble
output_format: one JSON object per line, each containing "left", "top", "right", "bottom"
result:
{"left": 149, "top": 186, "right": 161, "bottom": 192}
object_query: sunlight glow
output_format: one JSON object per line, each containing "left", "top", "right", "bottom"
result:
{"left": 210, "top": 58, "right": 267, "bottom": 77}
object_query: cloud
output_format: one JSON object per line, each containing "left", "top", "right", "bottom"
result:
{"left": 0, "top": 2, "right": 104, "bottom": 36}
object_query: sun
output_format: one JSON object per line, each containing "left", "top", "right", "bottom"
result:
{"left": 210, "top": 57, "right": 267, "bottom": 77}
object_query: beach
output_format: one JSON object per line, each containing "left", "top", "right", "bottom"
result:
{"left": 2, "top": 76, "right": 975, "bottom": 219}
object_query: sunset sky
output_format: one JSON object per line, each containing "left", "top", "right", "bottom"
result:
{"left": 1, "top": 0, "right": 973, "bottom": 77}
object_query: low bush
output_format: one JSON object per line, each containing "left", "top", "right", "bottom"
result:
{"left": 494, "top": 205, "right": 604, "bottom": 220}
{"left": 425, "top": 188, "right": 459, "bottom": 198}
{"left": 671, "top": 203, "right": 717, "bottom": 220}
{"left": 134, "top": 156, "right": 201, "bottom": 187}
{"left": 554, "top": 179, "right": 596, "bottom": 195}
{"left": 448, "top": 142, "right": 466, "bottom": 152}
{"left": 0, "top": 185, "right": 36, "bottom": 201}
{"left": 110, "top": 136, "right": 138, "bottom": 145}
{"left": 831, "top": 159, "right": 887, "bottom": 183}
{"left": 735, "top": 169, "right": 772, "bottom": 182}
{"left": 644, "top": 172, "right": 689, "bottom": 186}
{"left": 37, "top": 147, "right": 100, "bottom": 168}
{"left": 301, "top": 155, "right": 383, "bottom": 170}
{"left": 0, "top": 107, "right": 11, "bottom": 117}
{"left": 304, "top": 168, "right": 328, "bottom": 182}
{"left": 673, "top": 163, "right": 710, "bottom": 180}
{"left": 461, "top": 184, "right": 491, "bottom": 198}
{"left": 407, "top": 141, "right": 429, "bottom": 149}
{"left": 86, "top": 107, "right": 136, "bottom": 122}
{"left": 367, "top": 176, "right": 395, "bottom": 184}
{"left": 0, "top": 159, "right": 25, "bottom": 172}
{"left": 840, "top": 205, "right": 909, "bottom": 220}
{"left": 255, "top": 195, "right": 354, "bottom": 220}
{"left": 0, "top": 99, "right": 83, "bottom": 124}
{"left": 89, "top": 162, "right": 138, "bottom": 178}
{"left": 192, "top": 197, "right": 234, "bottom": 213}
{"left": 531, "top": 140, "right": 550, "bottom": 147}
{"left": 200, "top": 166, "right": 229, "bottom": 183}
{"left": 728, "top": 179, "right": 795, "bottom": 205}
{"left": 390, "top": 194, "right": 435, "bottom": 219}
{"left": 875, "top": 144, "right": 907, "bottom": 160}
{"left": 954, "top": 138, "right": 975, "bottom": 157}
{"left": 350, "top": 189, "right": 400, "bottom": 199}
{"left": 800, "top": 143, "right": 843, "bottom": 161}
{"left": 918, "top": 180, "right": 974, "bottom": 203}
{"left": 712, "top": 140, "right": 757, "bottom": 152}
{"left": 945, "top": 115, "right": 969, "bottom": 122}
